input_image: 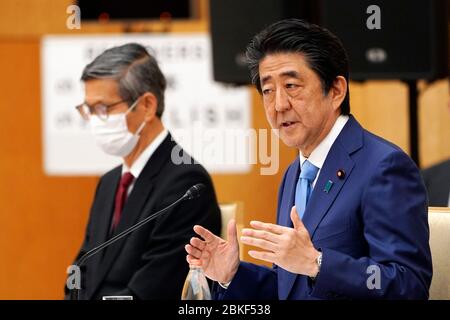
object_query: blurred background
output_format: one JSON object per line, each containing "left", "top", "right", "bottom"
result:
{"left": 0, "top": 0, "right": 448, "bottom": 299}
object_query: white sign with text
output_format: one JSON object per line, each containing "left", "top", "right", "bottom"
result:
{"left": 41, "top": 34, "right": 251, "bottom": 175}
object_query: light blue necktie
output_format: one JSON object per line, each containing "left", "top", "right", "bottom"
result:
{"left": 295, "top": 160, "right": 319, "bottom": 219}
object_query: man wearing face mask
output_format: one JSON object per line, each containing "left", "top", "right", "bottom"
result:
{"left": 65, "top": 43, "right": 221, "bottom": 300}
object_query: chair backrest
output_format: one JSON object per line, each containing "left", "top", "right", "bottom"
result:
{"left": 428, "top": 207, "right": 450, "bottom": 300}
{"left": 219, "top": 202, "right": 243, "bottom": 239}
{"left": 219, "top": 202, "right": 244, "bottom": 260}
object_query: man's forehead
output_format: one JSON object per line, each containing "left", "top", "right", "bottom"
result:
{"left": 259, "top": 55, "right": 309, "bottom": 85}
{"left": 84, "top": 79, "right": 121, "bottom": 104}
{"left": 259, "top": 52, "right": 308, "bottom": 75}
{"left": 84, "top": 79, "right": 120, "bottom": 93}
{"left": 84, "top": 78, "right": 119, "bottom": 89}
{"left": 261, "top": 70, "right": 302, "bottom": 85}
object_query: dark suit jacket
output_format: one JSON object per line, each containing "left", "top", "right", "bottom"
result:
{"left": 216, "top": 115, "right": 432, "bottom": 300}
{"left": 67, "top": 133, "right": 221, "bottom": 300}
{"left": 422, "top": 159, "right": 450, "bottom": 207}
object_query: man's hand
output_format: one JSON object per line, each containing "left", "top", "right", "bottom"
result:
{"left": 185, "top": 219, "right": 240, "bottom": 284}
{"left": 240, "top": 206, "right": 320, "bottom": 277}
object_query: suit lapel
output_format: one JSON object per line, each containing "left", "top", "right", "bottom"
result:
{"left": 302, "top": 143, "right": 354, "bottom": 238}
{"left": 97, "top": 173, "right": 120, "bottom": 245}
{"left": 85, "top": 168, "right": 120, "bottom": 299}
{"left": 91, "top": 173, "right": 156, "bottom": 294}
{"left": 277, "top": 161, "right": 299, "bottom": 300}
{"left": 280, "top": 116, "right": 363, "bottom": 299}
{"left": 279, "top": 161, "right": 299, "bottom": 229}
{"left": 89, "top": 134, "right": 176, "bottom": 298}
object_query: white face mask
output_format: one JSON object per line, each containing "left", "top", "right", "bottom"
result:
{"left": 90, "top": 99, "right": 146, "bottom": 157}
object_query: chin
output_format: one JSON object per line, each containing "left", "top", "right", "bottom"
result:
{"left": 279, "top": 135, "right": 301, "bottom": 149}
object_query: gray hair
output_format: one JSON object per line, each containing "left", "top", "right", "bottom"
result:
{"left": 81, "top": 43, "right": 167, "bottom": 117}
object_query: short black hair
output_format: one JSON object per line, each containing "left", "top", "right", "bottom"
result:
{"left": 246, "top": 18, "right": 350, "bottom": 115}
{"left": 81, "top": 43, "right": 167, "bottom": 117}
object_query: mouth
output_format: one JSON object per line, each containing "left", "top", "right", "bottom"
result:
{"left": 280, "top": 121, "right": 298, "bottom": 128}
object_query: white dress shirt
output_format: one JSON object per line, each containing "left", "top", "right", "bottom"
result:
{"left": 122, "top": 129, "right": 169, "bottom": 194}
{"left": 299, "top": 115, "right": 349, "bottom": 188}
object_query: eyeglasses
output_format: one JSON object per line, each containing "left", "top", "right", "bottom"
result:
{"left": 75, "top": 99, "right": 130, "bottom": 121}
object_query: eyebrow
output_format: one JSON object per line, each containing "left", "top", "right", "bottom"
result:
{"left": 280, "top": 70, "right": 301, "bottom": 79}
{"left": 260, "top": 70, "right": 301, "bottom": 86}
{"left": 84, "top": 98, "right": 106, "bottom": 107}
{"left": 261, "top": 75, "right": 272, "bottom": 86}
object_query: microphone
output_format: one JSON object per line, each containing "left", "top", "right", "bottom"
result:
{"left": 69, "top": 183, "right": 205, "bottom": 300}
{"left": 184, "top": 183, "right": 205, "bottom": 200}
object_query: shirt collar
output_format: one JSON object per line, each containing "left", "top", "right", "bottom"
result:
{"left": 122, "top": 129, "right": 169, "bottom": 179}
{"left": 299, "top": 115, "right": 349, "bottom": 169}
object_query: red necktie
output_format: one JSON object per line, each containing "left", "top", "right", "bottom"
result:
{"left": 110, "top": 172, "right": 135, "bottom": 233}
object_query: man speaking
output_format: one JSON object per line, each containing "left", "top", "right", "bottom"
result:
{"left": 185, "top": 19, "right": 432, "bottom": 299}
{"left": 67, "top": 43, "right": 221, "bottom": 299}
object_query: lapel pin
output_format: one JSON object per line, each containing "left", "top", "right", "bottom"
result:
{"left": 337, "top": 169, "right": 345, "bottom": 180}
{"left": 324, "top": 180, "right": 333, "bottom": 193}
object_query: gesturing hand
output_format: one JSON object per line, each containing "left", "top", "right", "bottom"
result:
{"left": 240, "top": 206, "right": 320, "bottom": 277}
{"left": 185, "top": 219, "right": 240, "bottom": 283}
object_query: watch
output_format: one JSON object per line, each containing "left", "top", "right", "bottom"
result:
{"left": 310, "top": 252, "right": 322, "bottom": 282}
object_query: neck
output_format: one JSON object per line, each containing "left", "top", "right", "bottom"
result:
{"left": 124, "top": 120, "right": 164, "bottom": 168}
{"left": 300, "top": 113, "right": 340, "bottom": 158}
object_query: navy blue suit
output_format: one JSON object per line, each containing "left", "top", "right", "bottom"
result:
{"left": 216, "top": 116, "right": 432, "bottom": 300}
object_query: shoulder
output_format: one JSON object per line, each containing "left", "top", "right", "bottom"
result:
{"left": 155, "top": 133, "right": 213, "bottom": 180}
{"left": 356, "top": 130, "right": 425, "bottom": 199}
{"left": 336, "top": 116, "right": 412, "bottom": 169}
{"left": 337, "top": 120, "right": 421, "bottom": 189}
{"left": 164, "top": 147, "right": 212, "bottom": 180}
{"left": 363, "top": 129, "right": 405, "bottom": 157}
{"left": 96, "top": 164, "right": 121, "bottom": 187}
{"left": 360, "top": 128, "right": 416, "bottom": 171}
{"left": 154, "top": 142, "right": 216, "bottom": 195}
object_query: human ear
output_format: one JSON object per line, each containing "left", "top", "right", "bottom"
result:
{"left": 330, "top": 76, "right": 347, "bottom": 111}
{"left": 140, "top": 92, "right": 158, "bottom": 122}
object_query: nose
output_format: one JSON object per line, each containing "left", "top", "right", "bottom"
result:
{"left": 274, "top": 88, "right": 290, "bottom": 112}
